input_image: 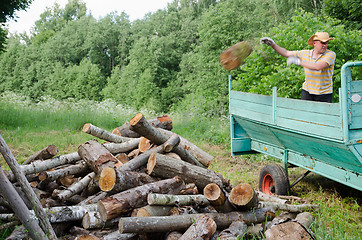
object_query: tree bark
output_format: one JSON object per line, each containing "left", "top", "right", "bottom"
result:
{"left": 229, "top": 183, "right": 259, "bottom": 211}
{"left": 82, "top": 123, "right": 133, "bottom": 143}
{"left": 258, "top": 202, "right": 319, "bottom": 213}
{"left": 295, "top": 212, "right": 315, "bottom": 229}
{"left": 102, "top": 231, "right": 137, "bottom": 240}
{"left": 179, "top": 215, "right": 216, "bottom": 240}
{"left": 147, "top": 153, "right": 223, "bottom": 189}
{"left": 78, "top": 139, "right": 120, "bottom": 174}
{"left": 218, "top": 220, "right": 248, "bottom": 239}
{"left": 98, "top": 176, "right": 185, "bottom": 221}
{"left": 38, "top": 160, "right": 89, "bottom": 181}
{"left": 0, "top": 133, "right": 57, "bottom": 240}
{"left": 23, "top": 145, "right": 59, "bottom": 165}
{"left": 147, "top": 193, "right": 210, "bottom": 207}
{"left": 112, "top": 115, "right": 173, "bottom": 138}
{"left": 103, "top": 138, "right": 141, "bottom": 155}
{"left": 5, "top": 225, "right": 28, "bottom": 240}
{"left": 82, "top": 211, "right": 119, "bottom": 229}
{"left": 129, "top": 113, "right": 203, "bottom": 167}
{"left": 56, "top": 172, "right": 97, "bottom": 201}
{"left": 256, "top": 191, "right": 287, "bottom": 204}
{"left": 118, "top": 208, "right": 275, "bottom": 233}
{"left": 0, "top": 167, "right": 48, "bottom": 240}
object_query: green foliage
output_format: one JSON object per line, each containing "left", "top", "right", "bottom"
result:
{"left": 322, "top": 0, "right": 362, "bottom": 30}
{"left": 235, "top": 10, "right": 362, "bottom": 102}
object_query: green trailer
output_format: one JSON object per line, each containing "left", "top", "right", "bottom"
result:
{"left": 229, "top": 61, "right": 362, "bottom": 194}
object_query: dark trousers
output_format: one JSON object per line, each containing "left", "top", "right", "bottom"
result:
{"left": 301, "top": 89, "right": 332, "bottom": 103}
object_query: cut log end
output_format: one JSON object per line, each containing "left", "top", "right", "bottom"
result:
{"left": 139, "top": 137, "right": 152, "bottom": 152}
{"left": 203, "top": 183, "right": 226, "bottom": 206}
{"left": 129, "top": 113, "right": 144, "bottom": 126}
{"left": 146, "top": 152, "right": 157, "bottom": 175}
{"left": 47, "top": 145, "right": 58, "bottom": 156}
{"left": 230, "top": 183, "right": 255, "bottom": 206}
{"left": 99, "top": 167, "right": 116, "bottom": 192}
{"left": 82, "top": 123, "right": 92, "bottom": 133}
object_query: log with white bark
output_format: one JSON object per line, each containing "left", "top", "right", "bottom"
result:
{"left": 0, "top": 133, "right": 58, "bottom": 240}
{"left": 129, "top": 113, "right": 204, "bottom": 167}
{"left": 118, "top": 207, "right": 275, "bottom": 233}
{"left": 112, "top": 115, "right": 173, "bottom": 138}
{"left": 98, "top": 176, "right": 185, "bottom": 221}
{"left": 103, "top": 138, "right": 141, "bottom": 154}
{"left": 82, "top": 211, "right": 119, "bottom": 229}
{"left": 258, "top": 201, "right": 319, "bottom": 213}
{"left": 55, "top": 172, "right": 97, "bottom": 201}
{"left": 99, "top": 167, "right": 155, "bottom": 193}
{"left": 218, "top": 220, "right": 248, "bottom": 240}
{"left": 229, "top": 183, "right": 259, "bottom": 210}
{"left": 0, "top": 167, "right": 48, "bottom": 240}
{"left": 117, "top": 133, "right": 180, "bottom": 172}
{"left": 147, "top": 153, "right": 223, "bottom": 189}
{"left": 78, "top": 139, "right": 120, "bottom": 174}
{"left": 179, "top": 215, "right": 216, "bottom": 240}
{"left": 38, "top": 160, "right": 89, "bottom": 181}
{"left": 256, "top": 191, "right": 288, "bottom": 204}
{"left": 102, "top": 231, "right": 137, "bottom": 240}
{"left": 23, "top": 144, "right": 59, "bottom": 165}
{"left": 134, "top": 205, "right": 173, "bottom": 217}
{"left": 147, "top": 193, "right": 210, "bottom": 207}
{"left": 158, "top": 128, "right": 213, "bottom": 167}
{"left": 82, "top": 123, "right": 133, "bottom": 143}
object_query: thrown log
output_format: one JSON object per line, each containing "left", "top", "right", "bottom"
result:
{"left": 129, "top": 113, "right": 203, "bottom": 167}
{"left": 78, "top": 139, "right": 120, "bottom": 174}
{"left": 23, "top": 144, "right": 58, "bottom": 165}
{"left": 118, "top": 208, "right": 275, "bottom": 233}
{"left": 147, "top": 193, "right": 209, "bottom": 207}
{"left": 179, "top": 215, "right": 216, "bottom": 240}
{"left": 98, "top": 176, "right": 185, "bottom": 221}
{"left": 229, "top": 183, "right": 258, "bottom": 210}
{"left": 218, "top": 220, "right": 248, "bottom": 239}
{"left": 82, "top": 123, "right": 133, "bottom": 143}
{"left": 147, "top": 153, "right": 223, "bottom": 189}
{"left": 112, "top": 115, "right": 173, "bottom": 138}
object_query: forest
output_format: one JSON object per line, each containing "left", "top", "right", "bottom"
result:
{"left": 0, "top": 0, "right": 361, "bottom": 116}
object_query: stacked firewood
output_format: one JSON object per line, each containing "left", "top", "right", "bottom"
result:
{"left": 0, "top": 113, "right": 318, "bottom": 240}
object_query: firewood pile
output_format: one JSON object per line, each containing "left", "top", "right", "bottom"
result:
{"left": 0, "top": 113, "right": 319, "bottom": 240}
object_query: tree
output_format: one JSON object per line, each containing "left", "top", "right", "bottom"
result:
{"left": 0, "top": 0, "right": 33, "bottom": 51}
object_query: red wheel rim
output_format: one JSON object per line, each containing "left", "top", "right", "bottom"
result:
{"left": 262, "top": 174, "right": 275, "bottom": 195}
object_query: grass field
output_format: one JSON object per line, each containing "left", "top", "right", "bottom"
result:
{"left": 0, "top": 94, "right": 361, "bottom": 239}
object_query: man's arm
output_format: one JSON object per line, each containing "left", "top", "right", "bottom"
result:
{"left": 260, "top": 37, "right": 294, "bottom": 58}
{"left": 300, "top": 61, "right": 329, "bottom": 71}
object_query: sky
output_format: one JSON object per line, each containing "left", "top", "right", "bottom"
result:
{"left": 7, "top": 0, "right": 174, "bottom": 34}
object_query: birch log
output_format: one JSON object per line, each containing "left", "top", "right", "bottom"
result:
{"left": 147, "top": 193, "right": 210, "bottom": 207}
{"left": 82, "top": 211, "right": 119, "bottom": 229}
{"left": 82, "top": 123, "right": 133, "bottom": 143}
{"left": 0, "top": 133, "right": 57, "bottom": 240}
{"left": 98, "top": 176, "right": 185, "bottom": 221}
{"left": 129, "top": 113, "right": 203, "bottom": 167}
{"left": 23, "top": 144, "right": 58, "bottom": 165}
{"left": 118, "top": 208, "right": 275, "bottom": 233}
{"left": 147, "top": 153, "right": 223, "bottom": 189}
{"left": 179, "top": 215, "right": 216, "bottom": 240}
{"left": 56, "top": 172, "right": 97, "bottom": 201}
{"left": 258, "top": 202, "right": 319, "bottom": 213}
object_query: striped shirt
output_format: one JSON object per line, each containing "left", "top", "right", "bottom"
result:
{"left": 292, "top": 50, "right": 336, "bottom": 95}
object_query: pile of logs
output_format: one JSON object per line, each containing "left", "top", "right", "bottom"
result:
{"left": 0, "top": 113, "right": 318, "bottom": 240}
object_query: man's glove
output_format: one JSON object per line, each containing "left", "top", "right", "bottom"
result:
{"left": 260, "top": 37, "right": 275, "bottom": 46}
{"left": 287, "top": 56, "right": 301, "bottom": 66}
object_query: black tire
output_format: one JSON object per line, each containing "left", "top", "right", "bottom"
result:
{"left": 259, "top": 164, "right": 290, "bottom": 195}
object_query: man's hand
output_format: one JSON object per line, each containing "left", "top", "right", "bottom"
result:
{"left": 260, "top": 37, "right": 275, "bottom": 46}
{"left": 287, "top": 56, "right": 301, "bottom": 66}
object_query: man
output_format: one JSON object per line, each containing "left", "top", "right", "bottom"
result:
{"left": 260, "top": 32, "right": 336, "bottom": 103}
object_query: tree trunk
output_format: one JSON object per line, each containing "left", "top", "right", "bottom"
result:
{"left": 218, "top": 220, "right": 247, "bottom": 239}
{"left": 147, "top": 153, "right": 223, "bottom": 190}
{"left": 229, "top": 183, "right": 258, "bottom": 210}
{"left": 179, "top": 215, "right": 216, "bottom": 240}
{"left": 129, "top": 113, "right": 203, "bottom": 167}
{"left": 118, "top": 208, "right": 275, "bottom": 233}
{"left": 112, "top": 115, "right": 173, "bottom": 138}
{"left": 38, "top": 160, "right": 89, "bottom": 181}
{"left": 147, "top": 193, "right": 209, "bottom": 207}
{"left": 98, "top": 176, "right": 185, "bottom": 221}
{"left": 82, "top": 123, "right": 133, "bottom": 143}
{"left": 78, "top": 139, "right": 120, "bottom": 174}
{"left": 0, "top": 167, "right": 48, "bottom": 240}
{"left": 103, "top": 138, "right": 141, "bottom": 155}
{"left": 99, "top": 167, "right": 155, "bottom": 193}
{"left": 23, "top": 145, "right": 58, "bottom": 165}
{"left": 55, "top": 172, "right": 97, "bottom": 201}
{"left": 0, "top": 133, "right": 57, "bottom": 240}
{"left": 158, "top": 128, "right": 213, "bottom": 167}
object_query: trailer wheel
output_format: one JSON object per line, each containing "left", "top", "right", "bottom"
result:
{"left": 259, "top": 164, "right": 290, "bottom": 195}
